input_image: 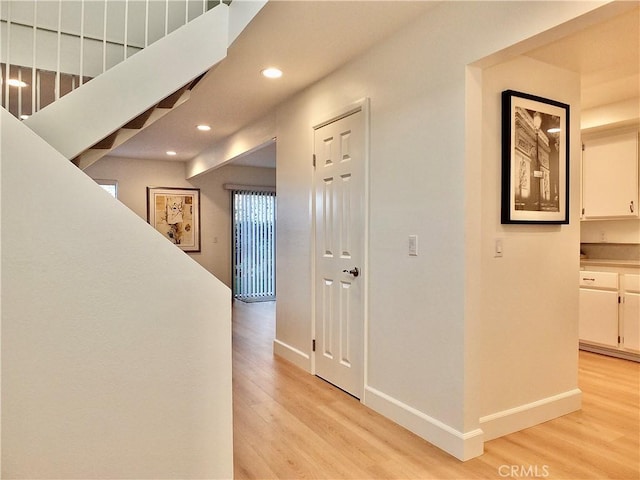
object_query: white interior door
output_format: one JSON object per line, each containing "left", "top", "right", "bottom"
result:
{"left": 313, "top": 108, "right": 365, "bottom": 399}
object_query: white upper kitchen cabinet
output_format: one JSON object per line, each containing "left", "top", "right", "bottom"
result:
{"left": 582, "top": 130, "right": 639, "bottom": 219}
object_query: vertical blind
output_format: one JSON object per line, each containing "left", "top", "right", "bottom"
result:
{"left": 232, "top": 190, "right": 276, "bottom": 300}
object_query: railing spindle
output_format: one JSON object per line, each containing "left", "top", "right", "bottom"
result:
{"left": 55, "top": 0, "right": 62, "bottom": 101}
{"left": 103, "top": 0, "right": 108, "bottom": 73}
{"left": 0, "top": 2, "right": 3, "bottom": 110}
{"left": 164, "top": 0, "right": 169, "bottom": 37}
{"left": 31, "top": 0, "right": 37, "bottom": 117}
{"left": 4, "top": 1, "right": 11, "bottom": 114}
{"left": 36, "top": 70, "right": 41, "bottom": 111}
{"left": 79, "top": 0, "right": 85, "bottom": 86}
{"left": 144, "top": 0, "right": 149, "bottom": 47}
{"left": 17, "top": 67, "right": 22, "bottom": 118}
{"left": 123, "top": 0, "right": 129, "bottom": 61}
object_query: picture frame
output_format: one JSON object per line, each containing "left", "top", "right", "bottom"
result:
{"left": 147, "top": 186, "right": 201, "bottom": 252}
{"left": 501, "top": 90, "right": 570, "bottom": 224}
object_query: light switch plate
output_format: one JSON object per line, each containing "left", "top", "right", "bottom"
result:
{"left": 409, "top": 235, "right": 418, "bottom": 256}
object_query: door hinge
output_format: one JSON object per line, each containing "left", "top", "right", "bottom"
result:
{"left": 312, "top": 154, "right": 316, "bottom": 168}
{"left": 582, "top": 143, "right": 585, "bottom": 152}
{"left": 619, "top": 295, "right": 623, "bottom": 304}
{"left": 618, "top": 335, "right": 621, "bottom": 344}
{"left": 312, "top": 339, "right": 316, "bottom": 352}
{"left": 581, "top": 207, "right": 585, "bottom": 215}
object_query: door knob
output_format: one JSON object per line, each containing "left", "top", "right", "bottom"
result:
{"left": 343, "top": 267, "right": 359, "bottom": 277}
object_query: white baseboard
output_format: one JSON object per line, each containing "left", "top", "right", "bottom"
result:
{"left": 479, "top": 388, "right": 582, "bottom": 441}
{"left": 364, "top": 386, "right": 484, "bottom": 461}
{"left": 273, "top": 339, "right": 311, "bottom": 372}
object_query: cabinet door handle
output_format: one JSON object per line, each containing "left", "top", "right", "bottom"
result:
{"left": 582, "top": 277, "right": 596, "bottom": 282}
{"left": 631, "top": 200, "right": 635, "bottom": 213}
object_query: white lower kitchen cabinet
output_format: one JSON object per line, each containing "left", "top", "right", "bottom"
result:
{"left": 622, "top": 274, "right": 640, "bottom": 352}
{"left": 579, "top": 265, "right": 640, "bottom": 362}
{"left": 579, "top": 271, "right": 619, "bottom": 347}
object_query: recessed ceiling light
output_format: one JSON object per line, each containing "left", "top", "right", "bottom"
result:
{"left": 166, "top": 150, "right": 177, "bottom": 156}
{"left": 261, "top": 67, "right": 282, "bottom": 79}
{"left": 7, "top": 79, "right": 28, "bottom": 87}
{"left": 197, "top": 125, "right": 211, "bottom": 131}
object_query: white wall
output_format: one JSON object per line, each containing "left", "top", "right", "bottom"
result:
{"left": 1, "top": 109, "right": 233, "bottom": 479}
{"left": 175, "top": 0, "right": 621, "bottom": 461}
{"left": 268, "top": 2, "right": 608, "bottom": 458}
{"left": 581, "top": 98, "right": 639, "bottom": 131}
{"left": 85, "top": 156, "right": 276, "bottom": 287}
{"left": 268, "top": 0, "right": 608, "bottom": 461}
{"left": 474, "top": 56, "right": 582, "bottom": 440}
{"left": 581, "top": 219, "right": 640, "bottom": 244}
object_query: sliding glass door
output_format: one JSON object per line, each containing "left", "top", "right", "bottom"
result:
{"left": 232, "top": 190, "right": 276, "bottom": 301}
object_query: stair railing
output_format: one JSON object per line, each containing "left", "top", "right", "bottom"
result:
{"left": 0, "top": 0, "right": 220, "bottom": 120}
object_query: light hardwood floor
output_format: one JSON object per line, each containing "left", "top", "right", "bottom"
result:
{"left": 232, "top": 301, "right": 640, "bottom": 479}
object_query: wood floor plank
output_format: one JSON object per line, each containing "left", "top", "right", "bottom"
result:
{"left": 232, "top": 301, "right": 640, "bottom": 479}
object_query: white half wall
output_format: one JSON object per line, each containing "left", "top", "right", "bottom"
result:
{"left": 1, "top": 109, "right": 233, "bottom": 479}
{"left": 473, "top": 55, "right": 583, "bottom": 440}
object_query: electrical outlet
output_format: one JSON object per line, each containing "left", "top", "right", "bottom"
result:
{"left": 600, "top": 231, "right": 607, "bottom": 243}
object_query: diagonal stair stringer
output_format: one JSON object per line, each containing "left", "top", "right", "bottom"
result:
{"left": 71, "top": 77, "right": 199, "bottom": 170}
{"left": 23, "top": 4, "right": 230, "bottom": 162}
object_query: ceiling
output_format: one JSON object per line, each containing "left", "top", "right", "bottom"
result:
{"left": 107, "top": 2, "right": 639, "bottom": 169}
{"left": 525, "top": 5, "right": 639, "bottom": 111}
{"left": 108, "top": 1, "right": 439, "bottom": 165}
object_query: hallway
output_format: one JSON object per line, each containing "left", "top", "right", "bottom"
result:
{"left": 232, "top": 301, "right": 639, "bottom": 479}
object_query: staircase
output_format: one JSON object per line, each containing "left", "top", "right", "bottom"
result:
{"left": 72, "top": 73, "right": 203, "bottom": 169}
{"left": 0, "top": 2, "right": 266, "bottom": 477}
{"left": 2, "top": 0, "right": 266, "bottom": 169}
{"left": 23, "top": 3, "right": 228, "bottom": 165}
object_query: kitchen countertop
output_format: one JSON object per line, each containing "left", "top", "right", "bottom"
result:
{"left": 580, "top": 258, "right": 640, "bottom": 268}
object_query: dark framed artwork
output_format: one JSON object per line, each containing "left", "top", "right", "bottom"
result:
{"left": 147, "top": 186, "right": 201, "bottom": 252}
{"left": 501, "top": 90, "right": 570, "bottom": 224}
